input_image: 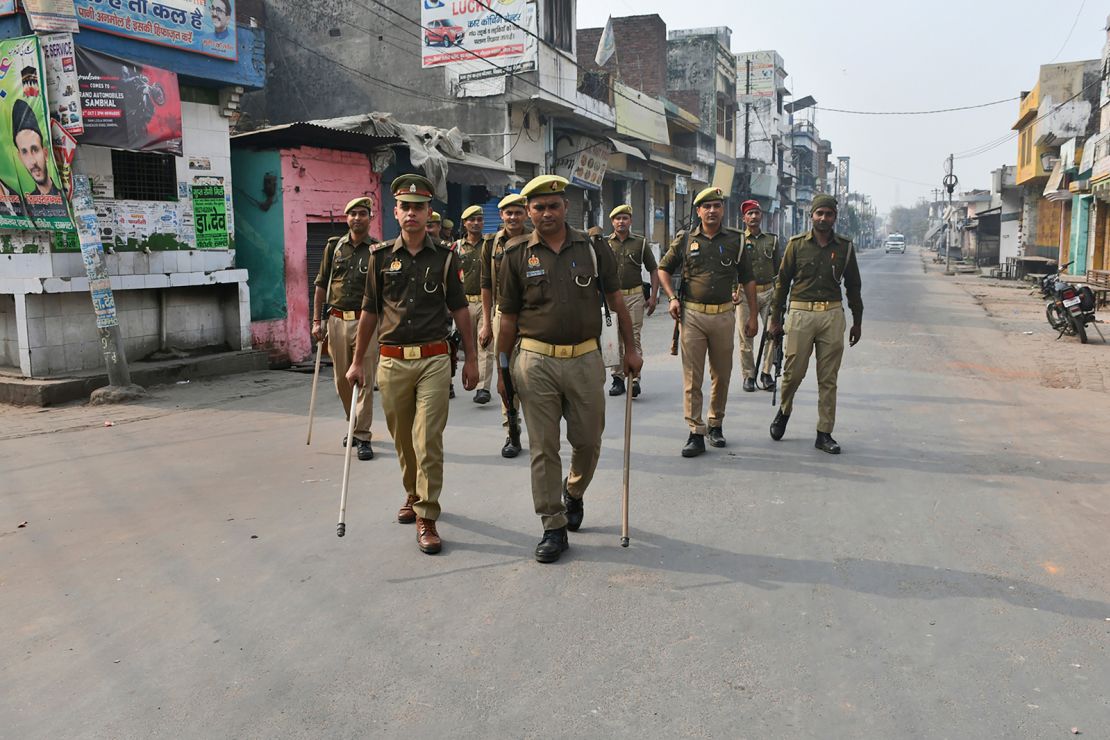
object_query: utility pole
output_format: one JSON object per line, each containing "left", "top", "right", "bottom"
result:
{"left": 742, "top": 57, "right": 751, "bottom": 198}
{"left": 943, "top": 153, "right": 958, "bottom": 276}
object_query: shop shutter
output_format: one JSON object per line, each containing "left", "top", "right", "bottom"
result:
{"left": 305, "top": 221, "right": 350, "bottom": 326}
{"left": 565, "top": 185, "right": 585, "bottom": 230}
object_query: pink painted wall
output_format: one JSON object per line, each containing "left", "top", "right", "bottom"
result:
{"left": 250, "top": 146, "right": 382, "bottom": 364}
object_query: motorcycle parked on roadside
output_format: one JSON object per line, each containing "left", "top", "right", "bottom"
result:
{"left": 1039, "top": 261, "right": 1103, "bottom": 343}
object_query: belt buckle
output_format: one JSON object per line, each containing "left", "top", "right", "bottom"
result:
{"left": 403, "top": 345, "right": 421, "bottom": 360}
{"left": 554, "top": 345, "right": 573, "bottom": 358}
{"left": 342, "top": 310, "right": 356, "bottom": 321}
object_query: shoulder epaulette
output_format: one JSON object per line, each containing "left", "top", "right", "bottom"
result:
{"left": 371, "top": 241, "right": 392, "bottom": 253}
{"left": 504, "top": 234, "right": 531, "bottom": 252}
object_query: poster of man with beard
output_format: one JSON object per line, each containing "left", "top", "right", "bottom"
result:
{"left": 0, "top": 35, "right": 73, "bottom": 230}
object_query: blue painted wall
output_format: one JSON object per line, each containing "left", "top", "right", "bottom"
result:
{"left": 231, "top": 148, "right": 286, "bottom": 320}
{"left": 0, "top": 15, "right": 264, "bottom": 89}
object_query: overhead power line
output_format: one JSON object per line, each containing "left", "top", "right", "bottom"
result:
{"left": 817, "top": 97, "right": 1020, "bottom": 116}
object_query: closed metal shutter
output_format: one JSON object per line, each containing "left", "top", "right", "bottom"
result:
{"left": 306, "top": 222, "right": 350, "bottom": 323}
{"left": 631, "top": 181, "right": 647, "bottom": 235}
{"left": 481, "top": 197, "right": 503, "bottom": 235}
{"left": 565, "top": 185, "right": 585, "bottom": 230}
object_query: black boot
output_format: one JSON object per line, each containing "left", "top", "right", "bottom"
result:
{"left": 743, "top": 377, "right": 756, "bottom": 392}
{"left": 769, "top": 410, "right": 789, "bottom": 441}
{"left": 534, "top": 527, "right": 569, "bottom": 563}
{"left": 759, "top": 372, "right": 775, "bottom": 391}
{"left": 815, "top": 431, "right": 841, "bottom": 454}
{"left": 501, "top": 435, "right": 521, "bottom": 458}
{"left": 631, "top": 379, "right": 641, "bottom": 398}
{"left": 681, "top": 433, "right": 706, "bottom": 457}
{"left": 609, "top": 375, "right": 626, "bottom": 396}
{"left": 449, "top": 383, "right": 456, "bottom": 399}
{"left": 707, "top": 426, "right": 726, "bottom": 448}
{"left": 562, "top": 478, "right": 584, "bottom": 532}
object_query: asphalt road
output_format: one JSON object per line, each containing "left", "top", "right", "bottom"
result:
{"left": 3, "top": 247, "right": 1109, "bottom": 738}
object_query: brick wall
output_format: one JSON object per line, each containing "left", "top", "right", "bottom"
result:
{"left": 576, "top": 15, "right": 667, "bottom": 97}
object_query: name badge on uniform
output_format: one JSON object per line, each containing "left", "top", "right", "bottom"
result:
{"left": 388, "top": 259, "right": 402, "bottom": 273}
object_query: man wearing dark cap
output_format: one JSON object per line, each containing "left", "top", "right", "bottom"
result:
{"left": 658, "top": 186, "right": 758, "bottom": 458}
{"left": 735, "top": 200, "right": 780, "bottom": 392}
{"left": 497, "top": 175, "right": 641, "bottom": 563}
{"left": 11, "top": 99, "right": 66, "bottom": 220}
{"left": 454, "top": 204, "right": 494, "bottom": 404}
{"left": 347, "top": 174, "right": 478, "bottom": 554}
{"left": 481, "top": 192, "right": 528, "bottom": 458}
{"left": 606, "top": 204, "right": 658, "bottom": 398}
{"left": 313, "top": 197, "right": 379, "bottom": 461}
{"left": 768, "top": 194, "right": 863, "bottom": 454}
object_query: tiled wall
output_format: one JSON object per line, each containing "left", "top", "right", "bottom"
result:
{"left": 23, "top": 285, "right": 248, "bottom": 376}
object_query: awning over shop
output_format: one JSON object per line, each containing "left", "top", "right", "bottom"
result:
{"left": 1043, "top": 159, "right": 1070, "bottom": 201}
{"left": 711, "top": 161, "right": 735, "bottom": 192}
{"left": 609, "top": 138, "right": 647, "bottom": 160}
{"left": 648, "top": 152, "right": 693, "bottom": 174}
{"left": 231, "top": 122, "right": 401, "bottom": 154}
{"left": 924, "top": 222, "right": 944, "bottom": 242}
{"left": 444, "top": 150, "right": 520, "bottom": 189}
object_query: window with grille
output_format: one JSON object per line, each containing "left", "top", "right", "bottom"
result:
{"left": 111, "top": 150, "right": 178, "bottom": 201}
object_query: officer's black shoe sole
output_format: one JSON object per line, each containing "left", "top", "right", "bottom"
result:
{"left": 707, "top": 428, "right": 726, "bottom": 448}
{"left": 563, "top": 481, "right": 584, "bottom": 532}
{"left": 743, "top": 378, "right": 756, "bottom": 392}
{"left": 769, "top": 411, "right": 789, "bottom": 441}
{"left": 681, "top": 434, "right": 706, "bottom": 457}
{"left": 501, "top": 437, "right": 521, "bottom": 458}
{"left": 474, "top": 389, "right": 491, "bottom": 404}
{"left": 356, "top": 441, "right": 374, "bottom": 461}
{"left": 815, "top": 433, "right": 841, "bottom": 454}
{"left": 631, "top": 381, "right": 641, "bottom": 398}
{"left": 534, "top": 528, "right": 569, "bottom": 563}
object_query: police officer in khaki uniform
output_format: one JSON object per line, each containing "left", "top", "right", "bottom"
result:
{"left": 347, "top": 175, "right": 478, "bottom": 554}
{"left": 768, "top": 194, "right": 863, "bottom": 454}
{"left": 735, "top": 199, "right": 780, "bottom": 392}
{"left": 497, "top": 175, "right": 641, "bottom": 563}
{"left": 480, "top": 193, "right": 528, "bottom": 458}
{"left": 312, "top": 197, "right": 379, "bottom": 461}
{"left": 427, "top": 211, "right": 445, "bottom": 246}
{"left": 454, "top": 204, "right": 495, "bottom": 404}
{"left": 606, "top": 204, "right": 659, "bottom": 399}
{"left": 658, "top": 186, "right": 758, "bottom": 458}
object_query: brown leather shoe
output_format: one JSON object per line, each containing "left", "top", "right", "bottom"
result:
{"left": 397, "top": 493, "right": 418, "bottom": 524}
{"left": 415, "top": 517, "right": 442, "bottom": 554}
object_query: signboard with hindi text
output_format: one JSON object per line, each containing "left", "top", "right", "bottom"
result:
{"left": 73, "top": 0, "right": 237, "bottom": 61}
{"left": 192, "top": 179, "right": 228, "bottom": 249}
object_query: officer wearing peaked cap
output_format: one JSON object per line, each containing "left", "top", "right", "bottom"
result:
{"left": 453, "top": 204, "right": 495, "bottom": 404}
{"left": 347, "top": 173, "right": 478, "bottom": 555}
{"left": 497, "top": 174, "right": 641, "bottom": 563}
{"left": 735, "top": 199, "right": 780, "bottom": 392}
{"left": 606, "top": 204, "right": 659, "bottom": 398}
{"left": 480, "top": 192, "right": 530, "bottom": 457}
{"left": 768, "top": 194, "right": 863, "bottom": 455}
{"left": 658, "top": 185, "right": 759, "bottom": 457}
{"left": 312, "top": 195, "right": 379, "bottom": 461}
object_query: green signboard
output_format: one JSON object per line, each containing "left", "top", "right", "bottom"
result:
{"left": 191, "top": 181, "right": 228, "bottom": 249}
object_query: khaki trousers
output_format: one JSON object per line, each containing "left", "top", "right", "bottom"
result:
{"left": 737, "top": 286, "right": 775, "bottom": 379}
{"left": 378, "top": 353, "right": 451, "bottom": 520}
{"left": 779, "top": 307, "right": 846, "bottom": 433}
{"left": 680, "top": 308, "right": 735, "bottom": 435}
{"left": 327, "top": 315, "right": 378, "bottom": 442}
{"left": 615, "top": 291, "right": 644, "bottom": 379}
{"left": 468, "top": 301, "right": 494, "bottom": 390}
{"left": 511, "top": 347, "right": 605, "bottom": 530}
{"left": 494, "top": 308, "right": 521, "bottom": 432}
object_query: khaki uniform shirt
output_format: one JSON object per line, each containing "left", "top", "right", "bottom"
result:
{"left": 314, "top": 233, "right": 372, "bottom": 312}
{"left": 498, "top": 227, "right": 618, "bottom": 345}
{"left": 480, "top": 228, "right": 521, "bottom": 301}
{"left": 771, "top": 229, "right": 863, "bottom": 324}
{"left": 658, "top": 225, "right": 755, "bottom": 304}
{"left": 452, "top": 236, "right": 485, "bottom": 296}
{"left": 609, "top": 232, "right": 658, "bottom": 290}
{"left": 744, "top": 230, "right": 779, "bottom": 287}
{"left": 362, "top": 234, "right": 467, "bottom": 345}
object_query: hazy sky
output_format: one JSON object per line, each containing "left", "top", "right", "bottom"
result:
{"left": 576, "top": 0, "right": 1107, "bottom": 215}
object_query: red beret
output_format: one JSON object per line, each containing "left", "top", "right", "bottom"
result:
{"left": 741, "top": 200, "right": 761, "bottom": 215}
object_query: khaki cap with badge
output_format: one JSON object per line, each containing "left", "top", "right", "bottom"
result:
{"left": 520, "top": 174, "right": 569, "bottom": 198}
{"left": 609, "top": 204, "right": 632, "bottom": 218}
{"left": 461, "top": 205, "right": 483, "bottom": 220}
{"left": 345, "top": 196, "right": 374, "bottom": 214}
{"left": 693, "top": 186, "right": 726, "bottom": 206}
{"left": 391, "top": 174, "right": 435, "bottom": 203}
{"left": 498, "top": 193, "right": 527, "bottom": 210}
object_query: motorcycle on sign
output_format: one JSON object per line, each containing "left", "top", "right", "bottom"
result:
{"left": 1039, "top": 262, "right": 1103, "bottom": 343}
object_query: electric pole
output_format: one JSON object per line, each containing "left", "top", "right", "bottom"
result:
{"left": 943, "top": 154, "right": 958, "bottom": 276}
{"left": 742, "top": 57, "right": 751, "bottom": 199}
